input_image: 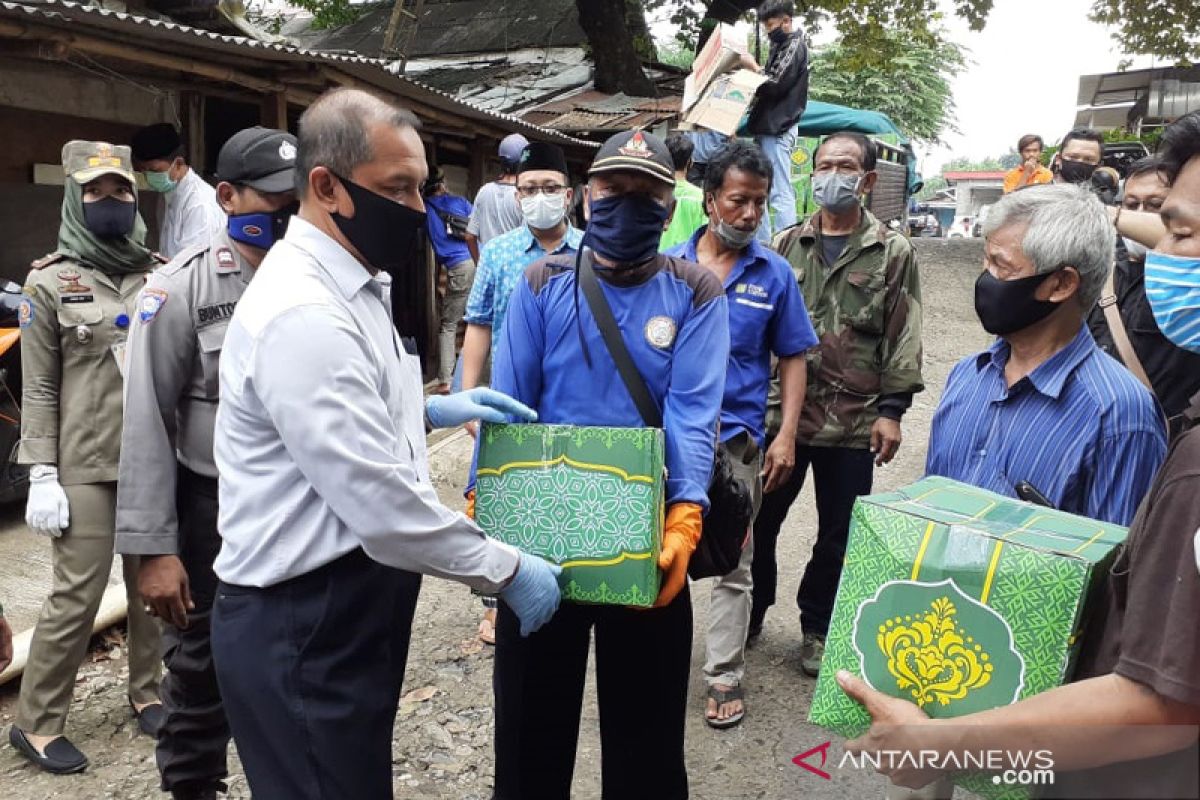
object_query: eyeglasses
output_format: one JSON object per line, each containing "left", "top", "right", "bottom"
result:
{"left": 516, "top": 184, "right": 566, "bottom": 198}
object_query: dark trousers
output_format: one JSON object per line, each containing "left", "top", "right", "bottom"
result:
{"left": 492, "top": 590, "right": 693, "bottom": 800}
{"left": 211, "top": 549, "right": 422, "bottom": 800}
{"left": 157, "top": 467, "right": 229, "bottom": 793}
{"left": 750, "top": 441, "right": 874, "bottom": 637}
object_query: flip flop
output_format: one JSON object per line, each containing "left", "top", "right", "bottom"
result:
{"left": 478, "top": 609, "right": 497, "bottom": 646}
{"left": 705, "top": 684, "right": 745, "bottom": 729}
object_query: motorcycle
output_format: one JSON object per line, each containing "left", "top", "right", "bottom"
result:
{"left": 0, "top": 281, "right": 28, "bottom": 503}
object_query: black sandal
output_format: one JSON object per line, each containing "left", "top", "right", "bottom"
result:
{"left": 704, "top": 684, "right": 746, "bottom": 729}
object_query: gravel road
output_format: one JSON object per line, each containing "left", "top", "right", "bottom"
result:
{"left": 0, "top": 238, "right": 992, "bottom": 799}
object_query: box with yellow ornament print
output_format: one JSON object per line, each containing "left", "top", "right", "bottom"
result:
{"left": 475, "top": 422, "right": 664, "bottom": 607}
{"left": 808, "top": 476, "right": 1128, "bottom": 800}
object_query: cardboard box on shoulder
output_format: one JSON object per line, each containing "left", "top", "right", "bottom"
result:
{"left": 679, "top": 68, "right": 768, "bottom": 137}
{"left": 808, "top": 476, "right": 1128, "bottom": 799}
{"left": 475, "top": 422, "right": 665, "bottom": 607}
{"left": 681, "top": 23, "right": 749, "bottom": 112}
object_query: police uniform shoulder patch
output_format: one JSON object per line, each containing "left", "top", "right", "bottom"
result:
{"left": 30, "top": 252, "right": 66, "bottom": 271}
{"left": 644, "top": 315, "right": 677, "bottom": 349}
{"left": 215, "top": 247, "right": 238, "bottom": 273}
{"left": 139, "top": 288, "right": 168, "bottom": 323}
{"left": 18, "top": 297, "right": 34, "bottom": 328}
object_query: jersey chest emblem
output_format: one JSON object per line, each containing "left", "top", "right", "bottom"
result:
{"left": 644, "top": 316, "right": 677, "bottom": 350}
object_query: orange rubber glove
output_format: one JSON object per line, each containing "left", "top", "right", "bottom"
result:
{"left": 654, "top": 503, "right": 703, "bottom": 608}
{"left": 465, "top": 489, "right": 476, "bottom": 520}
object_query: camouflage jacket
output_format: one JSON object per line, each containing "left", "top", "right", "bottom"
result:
{"left": 767, "top": 209, "right": 924, "bottom": 449}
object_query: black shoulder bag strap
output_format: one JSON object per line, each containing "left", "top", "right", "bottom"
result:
{"left": 576, "top": 250, "right": 664, "bottom": 429}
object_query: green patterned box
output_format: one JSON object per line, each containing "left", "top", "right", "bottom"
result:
{"left": 808, "top": 476, "right": 1128, "bottom": 799}
{"left": 475, "top": 422, "right": 664, "bottom": 607}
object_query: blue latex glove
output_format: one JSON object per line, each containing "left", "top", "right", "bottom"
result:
{"left": 425, "top": 387, "right": 538, "bottom": 429}
{"left": 500, "top": 551, "right": 563, "bottom": 637}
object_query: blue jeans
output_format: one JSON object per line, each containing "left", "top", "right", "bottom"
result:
{"left": 755, "top": 127, "right": 799, "bottom": 238}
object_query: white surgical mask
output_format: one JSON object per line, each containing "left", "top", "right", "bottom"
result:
{"left": 520, "top": 192, "right": 567, "bottom": 230}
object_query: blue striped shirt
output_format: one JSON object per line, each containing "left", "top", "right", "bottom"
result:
{"left": 925, "top": 325, "right": 1167, "bottom": 525}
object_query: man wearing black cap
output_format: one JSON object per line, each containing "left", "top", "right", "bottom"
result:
{"left": 483, "top": 129, "right": 730, "bottom": 798}
{"left": 131, "top": 123, "right": 224, "bottom": 260}
{"left": 115, "top": 126, "right": 298, "bottom": 800}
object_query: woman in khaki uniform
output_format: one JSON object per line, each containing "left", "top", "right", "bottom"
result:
{"left": 8, "top": 140, "right": 163, "bottom": 774}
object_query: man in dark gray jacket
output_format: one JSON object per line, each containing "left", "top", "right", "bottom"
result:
{"left": 746, "top": 0, "right": 809, "bottom": 236}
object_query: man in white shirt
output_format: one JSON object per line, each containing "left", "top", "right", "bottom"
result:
{"left": 132, "top": 124, "right": 224, "bottom": 260}
{"left": 209, "top": 88, "right": 563, "bottom": 799}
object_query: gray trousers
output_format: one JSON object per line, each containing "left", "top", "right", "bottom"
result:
{"left": 16, "top": 481, "right": 161, "bottom": 735}
{"left": 703, "top": 432, "right": 764, "bottom": 687}
{"left": 438, "top": 259, "right": 476, "bottom": 384}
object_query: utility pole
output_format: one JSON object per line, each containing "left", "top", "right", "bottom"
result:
{"left": 381, "top": 0, "right": 426, "bottom": 73}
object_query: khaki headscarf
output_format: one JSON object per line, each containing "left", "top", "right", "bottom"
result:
{"left": 56, "top": 177, "right": 152, "bottom": 275}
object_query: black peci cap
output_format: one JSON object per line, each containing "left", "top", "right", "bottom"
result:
{"left": 214, "top": 127, "right": 298, "bottom": 194}
{"left": 518, "top": 142, "right": 569, "bottom": 177}
{"left": 588, "top": 130, "right": 675, "bottom": 186}
{"left": 131, "top": 123, "right": 182, "bottom": 162}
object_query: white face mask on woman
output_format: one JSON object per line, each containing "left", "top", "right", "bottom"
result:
{"left": 520, "top": 192, "right": 567, "bottom": 230}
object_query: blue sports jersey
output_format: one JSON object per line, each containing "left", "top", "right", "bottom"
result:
{"left": 490, "top": 251, "right": 729, "bottom": 509}
{"left": 667, "top": 231, "right": 817, "bottom": 446}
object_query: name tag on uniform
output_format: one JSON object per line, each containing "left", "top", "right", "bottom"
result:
{"left": 61, "top": 295, "right": 95, "bottom": 304}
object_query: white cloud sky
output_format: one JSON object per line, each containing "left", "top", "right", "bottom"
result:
{"left": 651, "top": 0, "right": 1164, "bottom": 177}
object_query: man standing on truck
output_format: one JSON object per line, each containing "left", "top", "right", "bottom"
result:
{"left": 740, "top": 0, "right": 809, "bottom": 238}
{"left": 751, "top": 131, "right": 924, "bottom": 677}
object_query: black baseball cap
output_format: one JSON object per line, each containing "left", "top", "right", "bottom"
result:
{"left": 588, "top": 130, "right": 675, "bottom": 186}
{"left": 215, "top": 127, "right": 298, "bottom": 194}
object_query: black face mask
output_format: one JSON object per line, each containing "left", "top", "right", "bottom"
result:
{"left": 331, "top": 174, "right": 426, "bottom": 272}
{"left": 82, "top": 197, "right": 137, "bottom": 239}
{"left": 1058, "top": 159, "right": 1097, "bottom": 184}
{"left": 768, "top": 27, "right": 789, "bottom": 45}
{"left": 974, "top": 270, "right": 1062, "bottom": 336}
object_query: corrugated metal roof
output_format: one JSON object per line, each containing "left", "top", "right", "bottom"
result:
{"left": 520, "top": 89, "right": 681, "bottom": 133}
{"left": 0, "top": 0, "right": 595, "bottom": 147}
{"left": 281, "top": 0, "right": 588, "bottom": 59}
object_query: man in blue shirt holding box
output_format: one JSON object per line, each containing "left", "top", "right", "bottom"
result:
{"left": 488, "top": 129, "right": 729, "bottom": 799}
{"left": 666, "top": 140, "right": 817, "bottom": 730}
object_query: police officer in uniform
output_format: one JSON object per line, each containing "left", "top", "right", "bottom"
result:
{"left": 9, "top": 140, "right": 163, "bottom": 775}
{"left": 115, "top": 127, "right": 298, "bottom": 800}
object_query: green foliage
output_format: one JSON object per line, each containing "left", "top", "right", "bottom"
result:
{"left": 808, "top": 28, "right": 968, "bottom": 144}
{"left": 998, "top": 150, "right": 1021, "bottom": 169}
{"left": 942, "top": 156, "right": 1005, "bottom": 171}
{"left": 287, "top": 0, "right": 373, "bottom": 29}
{"left": 657, "top": 42, "right": 696, "bottom": 69}
{"left": 1102, "top": 126, "right": 1164, "bottom": 151}
{"left": 916, "top": 175, "right": 947, "bottom": 200}
{"left": 1089, "top": 0, "right": 1199, "bottom": 64}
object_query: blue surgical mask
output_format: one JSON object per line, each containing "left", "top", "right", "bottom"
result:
{"left": 227, "top": 202, "right": 298, "bottom": 251}
{"left": 144, "top": 170, "right": 177, "bottom": 193}
{"left": 585, "top": 193, "right": 669, "bottom": 265}
{"left": 1145, "top": 249, "right": 1200, "bottom": 354}
{"left": 812, "top": 172, "right": 862, "bottom": 213}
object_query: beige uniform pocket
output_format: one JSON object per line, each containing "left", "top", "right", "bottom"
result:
{"left": 57, "top": 305, "right": 106, "bottom": 356}
{"left": 197, "top": 323, "right": 229, "bottom": 399}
